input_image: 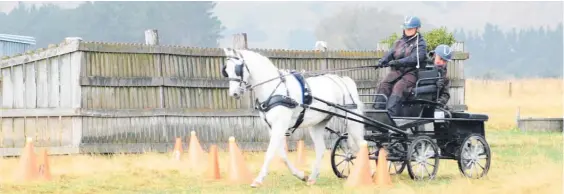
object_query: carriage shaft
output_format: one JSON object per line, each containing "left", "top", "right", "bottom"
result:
{"left": 308, "top": 97, "right": 409, "bottom": 135}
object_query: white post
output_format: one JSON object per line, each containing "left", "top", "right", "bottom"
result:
{"left": 145, "top": 29, "right": 159, "bottom": 45}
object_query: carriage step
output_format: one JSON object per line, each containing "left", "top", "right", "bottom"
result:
{"left": 363, "top": 110, "right": 396, "bottom": 130}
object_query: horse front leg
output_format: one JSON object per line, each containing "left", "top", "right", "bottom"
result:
{"left": 251, "top": 108, "right": 292, "bottom": 188}
{"left": 277, "top": 136, "right": 307, "bottom": 181}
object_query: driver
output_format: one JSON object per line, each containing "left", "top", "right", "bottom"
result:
{"left": 373, "top": 16, "right": 428, "bottom": 116}
{"left": 432, "top": 44, "right": 452, "bottom": 106}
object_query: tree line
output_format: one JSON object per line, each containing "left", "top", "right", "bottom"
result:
{"left": 453, "top": 23, "right": 563, "bottom": 78}
{"left": 0, "top": 2, "right": 560, "bottom": 78}
{"left": 0, "top": 2, "right": 223, "bottom": 48}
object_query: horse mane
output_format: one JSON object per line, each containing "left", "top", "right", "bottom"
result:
{"left": 236, "top": 49, "right": 281, "bottom": 74}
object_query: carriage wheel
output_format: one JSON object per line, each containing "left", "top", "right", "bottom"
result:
{"left": 388, "top": 160, "right": 406, "bottom": 175}
{"left": 370, "top": 140, "right": 405, "bottom": 175}
{"left": 457, "top": 134, "right": 491, "bottom": 179}
{"left": 330, "top": 136, "right": 355, "bottom": 178}
{"left": 387, "top": 141, "right": 407, "bottom": 175}
{"left": 406, "top": 136, "right": 440, "bottom": 180}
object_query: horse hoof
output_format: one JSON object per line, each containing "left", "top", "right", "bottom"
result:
{"left": 250, "top": 181, "right": 262, "bottom": 188}
{"left": 251, "top": 181, "right": 262, "bottom": 188}
{"left": 301, "top": 174, "right": 309, "bottom": 182}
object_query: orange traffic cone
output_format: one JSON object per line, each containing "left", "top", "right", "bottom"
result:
{"left": 172, "top": 137, "right": 183, "bottom": 160}
{"left": 205, "top": 144, "right": 221, "bottom": 180}
{"left": 188, "top": 131, "right": 205, "bottom": 171}
{"left": 295, "top": 140, "right": 307, "bottom": 169}
{"left": 38, "top": 149, "right": 52, "bottom": 181}
{"left": 15, "top": 137, "right": 38, "bottom": 181}
{"left": 373, "top": 148, "right": 393, "bottom": 186}
{"left": 344, "top": 140, "right": 373, "bottom": 187}
{"left": 227, "top": 136, "right": 252, "bottom": 184}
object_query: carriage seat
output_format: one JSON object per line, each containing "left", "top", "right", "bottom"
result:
{"left": 404, "top": 67, "right": 441, "bottom": 101}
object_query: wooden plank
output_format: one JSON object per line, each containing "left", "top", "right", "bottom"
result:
{"left": 0, "top": 41, "right": 80, "bottom": 69}
{"left": 36, "top": 59, "right": 49, "bottom": 108}
{"left": 78, "top": 76, "right": 385, "bottom": 89}
{"left": 2, "top": 108, "right": 80, "bottom": 117}
{"left": 75, "top": 41, "right": 469, "bottom": 60}
{"left": 1, "top": 118, "right": 14, "bottom": 148}
{"left": 0, "top": 146, "right": 80, "bottom": 157}
{"left": 80, "top": 76, "right": 164, "bottom": 87}
{"left": 60, "top": 117, "right": 73, "bottom": 146}
{"left": 24, "top": 117, "right": 37, "bottom": 143}
{"left": 49, "top": 57, "right": 60, "bottom": 107}
{"left": 79, "top": 108, "right": 258, "bottom": 117}
{"left": 1, "top": 68, "right": 13, "bottom": 108}
{"left": 25, "top": 61, "right": 37, "bottom": 109}
{"left": 0, "top": 108, "right": 258, "bottom": 118}
{"left": 12, "top": 118, "right": 25, "bottom": 147}
{"left": 36, "top": 117, "right": 49, "bottom": 146}
{"left": 70, "top": 52, "right": 83, "bottom": 108}
{"left": 12, "top": 65, "right": 24, "bottom": 108}
{"left": 59, "top": 54, "right": 72, "bottom": 108}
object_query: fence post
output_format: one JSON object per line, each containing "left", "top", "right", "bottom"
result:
{"left": 508, "top": 82, "right": 512, "bottom": 97}
{"left": 315, "top": 41, "right": 328, "bottom": 70}
{"left": 232, "top": 33, "right": 252, "bottom": 109}
{"left": 145, "top": 29, "right": 166, "bottom": 146}
{"left": 145, "top": 29, "right": 159, "bottom": 45}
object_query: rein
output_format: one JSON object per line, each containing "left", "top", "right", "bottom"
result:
{"left": 247, "top": 65, "right": 382, "bottom": 91}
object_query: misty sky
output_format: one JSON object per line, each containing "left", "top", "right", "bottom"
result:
{"left": 1, "top": 1, "right": 562, "bottom": 49}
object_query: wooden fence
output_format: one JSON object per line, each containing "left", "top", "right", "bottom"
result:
{"left": 0, "top": 32, "right": 470, "bottom": 156}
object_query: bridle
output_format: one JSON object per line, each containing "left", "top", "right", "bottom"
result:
{"left": 221, "top": 57, "right": 252, "bottom": 92}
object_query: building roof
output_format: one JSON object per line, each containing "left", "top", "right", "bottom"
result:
{"left": 0, "top": 33, "right": 36, "bottom": 45}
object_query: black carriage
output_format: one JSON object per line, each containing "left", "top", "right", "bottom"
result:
{"left": 305, "top": 62, "right": 491, "bottom": 181}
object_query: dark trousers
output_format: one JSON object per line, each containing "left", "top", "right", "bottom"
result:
{"left": 373, "top": 70, "right": 417, "bottom": 116}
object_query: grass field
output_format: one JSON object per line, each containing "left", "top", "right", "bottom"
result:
{"left": 466, "top": 78, "right": 562, "bottom": 130}
{"left": 0, "top": 78, "right": 562, "bottom": 193}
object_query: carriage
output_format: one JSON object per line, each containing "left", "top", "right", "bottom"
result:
{"left": 321, "top": 64, "right": 492, "bottom": 181}
{"left": 220, "top": 48, "right": 491, "bottom": 187}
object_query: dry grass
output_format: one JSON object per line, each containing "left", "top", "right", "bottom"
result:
{"left": 0, "top": 131, "right": 561, "bottom": 193}
{"left": 466, "top": 78, "right": 563, "bottom": 130}
{"left": 0, "top": 78, "right": 562, "bottom": 193}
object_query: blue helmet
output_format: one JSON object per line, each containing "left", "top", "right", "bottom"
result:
{"left": 402, "top": 16, "right": 421, "bottom": 29}
{"left": 434, "top": 44, "right": 453, "bottom": 61}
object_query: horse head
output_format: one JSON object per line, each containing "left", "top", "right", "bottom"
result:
{"left": 221, "top": 48, "right": 251, "bottom": 99}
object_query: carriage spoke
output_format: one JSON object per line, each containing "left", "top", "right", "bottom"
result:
{"left": 423, "top": 163, "right": 432, "bottom": 178}
{"left": 334, "top": 154, "right": 347, "bottom": 158}
{"left": 473, "top": 162, "right": 479, "bottom": 177}
{"left": 336, "top": 159, "right": 346, "bottom": 167}
{"left": 476, "top": 161, "right": 486, "bottom": 170}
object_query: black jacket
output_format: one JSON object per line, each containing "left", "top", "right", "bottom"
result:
{"left": 379, "top": 32, "right": 428, "bottom": 72}
{"left": 436, "top": 65, "right": 450, "bottom": 105}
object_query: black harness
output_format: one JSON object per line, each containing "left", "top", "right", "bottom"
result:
{"left": 221, "top": 57, "right": 313, "bottom": 135}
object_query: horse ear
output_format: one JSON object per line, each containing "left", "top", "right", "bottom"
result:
{"left": 223, "top": 48, "right": 236, "bottom": 57}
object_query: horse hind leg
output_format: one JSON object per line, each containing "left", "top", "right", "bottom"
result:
{"left": 345, "top": 111, "right": 365, "bottom": 156}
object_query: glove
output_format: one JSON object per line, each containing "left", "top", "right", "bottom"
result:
{"left": 388, "top": 60, "right": 401, "bottom": 67}
{"left": 377, "top": 60, "right": 388, "bottom": 68}
{"left": 436, "top": 78, "right": 445, "bottom": 88}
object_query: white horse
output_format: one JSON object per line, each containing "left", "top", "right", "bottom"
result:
{"left": 220, "top": 48, "right": 366, "bottom": 187}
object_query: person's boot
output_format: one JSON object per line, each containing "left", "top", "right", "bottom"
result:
{"left": 372, "top": 95, "right": 387, "bottom": 110}
{"left": 386, "top": 95, "right": 402, "bottom": 116}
